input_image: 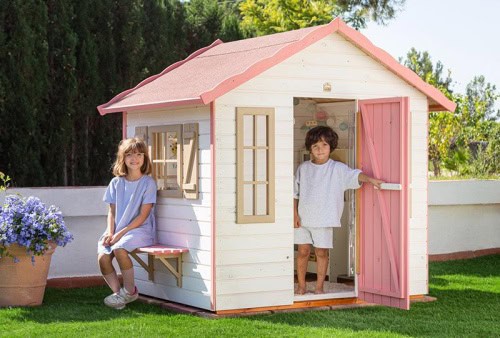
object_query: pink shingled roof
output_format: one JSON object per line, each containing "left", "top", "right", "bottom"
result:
{"left": 98, "top": 18, "right": 455, "bottom": 115}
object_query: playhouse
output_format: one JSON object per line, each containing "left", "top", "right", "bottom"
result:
{"left": 98, "top": 18, "right": 456, "bottom": 312}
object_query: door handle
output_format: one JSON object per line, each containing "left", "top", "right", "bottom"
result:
{"left": 379, "top": 183, "right": 402, "bottom": 191}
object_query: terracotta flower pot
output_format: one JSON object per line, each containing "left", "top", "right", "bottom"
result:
{"left": 0, "top": 243, "right": 56, "bottom": 307}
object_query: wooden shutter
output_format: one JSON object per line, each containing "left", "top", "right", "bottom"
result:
{"left": 182, "top": 123, "right": 199, "bottom": 200}
{"left": 135, "top": 126, "right": 148, "bottom": 144}
{"left": 358, "top": 97, "right": 410, "bottom": 310}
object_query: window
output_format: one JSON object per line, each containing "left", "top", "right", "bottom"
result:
{"left": 149, "top": 125, "right": 183, "bottom": 198}
{"left": 137, "top": 123, "right": 199, "bottom": 199}
{"left": 236, "top": 107, "right": 275, "bottom": 223}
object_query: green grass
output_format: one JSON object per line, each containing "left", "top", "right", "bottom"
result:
{"left": 1, "top": 255, "right": 499, "bottom": 337}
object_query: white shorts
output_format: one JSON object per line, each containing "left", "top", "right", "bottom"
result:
{"left": 294, "top": 226, "right": 333, "bottom": 249}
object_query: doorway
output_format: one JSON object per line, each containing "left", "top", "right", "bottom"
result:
{"left": 293, "top": 97, "right": 357, "bottom": 301}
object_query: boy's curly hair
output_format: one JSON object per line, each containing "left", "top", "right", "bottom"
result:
{"left": 305, "top": 126, "right": 338, "bottom": 153}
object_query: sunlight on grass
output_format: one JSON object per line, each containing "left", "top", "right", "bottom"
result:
{"left": 0, "top": 255, "right": 499, "bottom": 337}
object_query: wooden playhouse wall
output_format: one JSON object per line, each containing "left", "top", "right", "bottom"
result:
{"left": 126, "top": 105, "right": 213, "bottom": 310}
{"left": 215, "top": 32, "right": 429, "bottom": 311}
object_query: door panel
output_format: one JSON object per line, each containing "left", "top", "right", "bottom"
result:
{"left": 358, "top": 97, "right": 410, "bottom": 310}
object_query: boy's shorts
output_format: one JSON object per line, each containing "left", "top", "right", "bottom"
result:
{"left": 294, "top": 226, "right": 333, "bottom": 249}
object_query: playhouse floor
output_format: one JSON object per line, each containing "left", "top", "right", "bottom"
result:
{"left": 294, "top": 281, "right": 354, "bottom": 294}
{"left": 293, "top": 275, "right": 356, "bottom": 302}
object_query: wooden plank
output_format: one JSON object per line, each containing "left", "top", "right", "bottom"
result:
{"left": 216, "top": 290, "right": 292, "bottom": 310}
{"left": 217, "top": 262, "right": 291, "bottom": 280}
{"left": 136, "top": 279, "right": 212, "bottom": 310}
{"left": 216, "top": 296, "right": 361, "bottom": 313}
{"left": 217, "top": 247, "right": 292, "bottom": 265}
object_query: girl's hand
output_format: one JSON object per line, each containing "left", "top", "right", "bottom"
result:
{"left": 102, "top": 233, "right": 114, "bottom": 246}
{"left": 109, "top": 230, "right": 125, "bottom": 245}
{"left": 294, "top": 213, "right": 301, "bottom": 228}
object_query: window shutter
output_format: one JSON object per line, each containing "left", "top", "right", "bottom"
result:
{"left": 182, "top": 123, "right": 199, "bottom": 200}
{"left": 134, "top": 126, "right": 148, "bottom": 144}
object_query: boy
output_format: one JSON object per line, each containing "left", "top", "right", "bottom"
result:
{"left": 294, "top": 126, "right": 383, "bottom": 294}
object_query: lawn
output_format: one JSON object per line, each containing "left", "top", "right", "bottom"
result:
{"left": 0, "top": 255, "right": 498, "bottom": 337}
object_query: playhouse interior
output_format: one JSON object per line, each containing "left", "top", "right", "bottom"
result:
{"left": 293, "top": 97, "right": 357, "bottom": 301}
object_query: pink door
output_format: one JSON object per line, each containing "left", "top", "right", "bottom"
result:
{"left": 358, "top": 97, "right": 410, "bottom": 310}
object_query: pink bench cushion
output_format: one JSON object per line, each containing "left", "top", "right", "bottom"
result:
{"left": 137, "top": 245, "right": 189, "bottom": 255}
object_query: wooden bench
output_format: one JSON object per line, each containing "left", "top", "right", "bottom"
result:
{"left": 130, "top": 245, "right": 189, "bottom": 288}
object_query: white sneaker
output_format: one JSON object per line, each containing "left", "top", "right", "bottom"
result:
{"left": 119, "top": 287, "right": 139, "bottom": 304}
{"left": 104, "top": 287, "right": 138, "bottom": 310}
{"left": 104, "top": 292, "right": 126, "bottom": 310}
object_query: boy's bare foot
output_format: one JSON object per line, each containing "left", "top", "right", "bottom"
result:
{"left": 295, "top": 287, "right": 306, "bottom": 295}
{"left": 314, "top": 289, "right": 325, "bottom": 294}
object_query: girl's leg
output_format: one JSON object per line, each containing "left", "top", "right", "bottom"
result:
{"left": 296, "top": 244, "right": 311, "bottom": 295}
{"left": 98, "top": 253, "right": 120, "bottom": 293}
{"left": 314, "top": 248, "right": 329, "bottom": 294}
{"left": 114, "top": 248, "right": 136, "bottom": 294}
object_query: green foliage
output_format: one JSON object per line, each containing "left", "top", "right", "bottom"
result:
{"left": 0, "top": 0, "right": 208, "bottom": 187}
{"left": 239, "top": 0, "right": 405, "bottom": 35}
{"left": 401, "top": 49, "right": 500, "bottom": 178}
{"left": 0, "top": 171, "right": 10, "bottom": 191}
{"left": 185, "top": 0, "right": 244, "bottom": 52}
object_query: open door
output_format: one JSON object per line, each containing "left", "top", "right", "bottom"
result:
{"left": 358, "top": 97, "right": 410, "bottom": 310}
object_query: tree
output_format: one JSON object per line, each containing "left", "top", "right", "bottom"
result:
{"left": 0, "top": 1, "right": 48, "bottom": 186}
{"left": 400, "top": 48, "right": 456, "bottom": 176}
{"left": 45, "top": 0, "right": 78, "bottom": 186}
{"left": 400, "top": 48, "right": 453, "bottom": 98}
{"left": 185, "top": 0, "right": 245, "bottom": 53}
{"left": 401, "top": 48, "right": 500, "bottom": 177}
{"left": 239, "top": 0, "right": 406, "bottom": 36}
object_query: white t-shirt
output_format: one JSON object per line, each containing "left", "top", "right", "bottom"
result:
{"left": 294, "top": 159, "right": 362, "bottom": 228}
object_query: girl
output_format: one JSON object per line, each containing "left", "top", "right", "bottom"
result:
{"left": 98, "top": 137, "right": 157, "bottom": 310}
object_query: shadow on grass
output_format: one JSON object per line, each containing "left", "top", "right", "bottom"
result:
{"left": 246, "top": 255, "right": 500, "bottom": 337}
{"left": 247, "top": 288, "right": 500, "bottom": 337}
{"left": 2, "top": 286, "right": 176, "bottom": 324}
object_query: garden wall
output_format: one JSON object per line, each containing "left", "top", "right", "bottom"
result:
{"left": 428, "top": 180, "right": 500, "bottom": 260}
{"left": 1, "top": 180, "right": 499, "bottom": 282}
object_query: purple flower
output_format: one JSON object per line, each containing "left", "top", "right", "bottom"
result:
{"left": 0, "top": 194, "right": 73, "bottom": 263}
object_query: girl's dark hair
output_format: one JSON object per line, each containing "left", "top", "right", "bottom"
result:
{"left": 305, "top": 126, "right": 338, "bottom": 152}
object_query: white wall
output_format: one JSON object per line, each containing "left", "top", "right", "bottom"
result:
{"left": 0, "top": 187, "right": 108, "bottom": 278}
{"left": 428, "top": 180, "right": 500, "bottom": 255}
{"left": 1, "top": 180, "right": 497, "bottom": 299}
{"left": 126, "top": 105, "right": 213, "bottom": 310}
{"left": 215, "top": 31, "right": 430, "bottom": 309}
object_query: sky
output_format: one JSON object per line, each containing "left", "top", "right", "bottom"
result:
{"left": 361, "top": 0, "right": 500, "bottom": 102}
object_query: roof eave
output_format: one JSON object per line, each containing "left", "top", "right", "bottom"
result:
{"left": 336, "top": 20, "right": 456, "bottom": 113}
{"left": 98, "top": 98, "right": 205, "bottom": 115}
{"left": 97, "top": 39, "right": 224, "bottom": 115}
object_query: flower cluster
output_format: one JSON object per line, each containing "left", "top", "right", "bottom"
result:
{"left": 0, "top": 195, "right": 73, "bottom": 262}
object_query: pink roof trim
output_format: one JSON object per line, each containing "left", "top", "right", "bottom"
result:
{"left": 98, "top": 18, "right": 455, "bottom": 114}
{"left": 335, "top": 20, "right": 456, "bottom": 112}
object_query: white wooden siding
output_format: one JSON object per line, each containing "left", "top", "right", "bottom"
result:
{"left": 126, "top": 105, "right": 213, "bottom": 310}
{"left": 215, "top": 32, "right": 429, "bottom": 310}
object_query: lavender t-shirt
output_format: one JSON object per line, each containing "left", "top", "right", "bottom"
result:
{"left": 98, "top": 175, "right": 157, "bottom": 254}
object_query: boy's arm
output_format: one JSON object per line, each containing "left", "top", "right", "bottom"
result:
{"left": 358, "top": 173, "right": 384, "bottom": 189}
{"left": 293, "top": 198, "right": 301, "bottom": 228}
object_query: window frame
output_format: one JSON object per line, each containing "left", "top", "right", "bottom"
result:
{"left": 148, "top": 124, "right": 183, "bottom": 198}
{"left": 236, "top": 107, "right": 275, "bottom": 223}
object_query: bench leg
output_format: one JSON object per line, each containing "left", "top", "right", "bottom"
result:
{"left": 158, "top": 257, "right": 182, "bottom": 288}
{"left": 148, "top": 254, "right": 155, "bottom": 281}
{"left": 130, "top": 252, "right": 154, "bottom": 281}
